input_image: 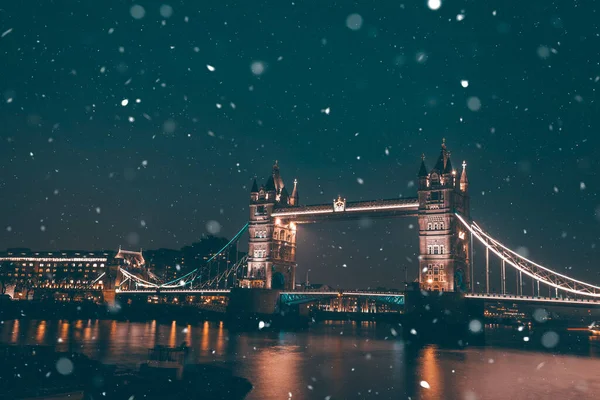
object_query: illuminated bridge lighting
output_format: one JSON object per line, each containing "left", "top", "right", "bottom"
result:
{"left": 465, "top": 293, "right": 600, "bottom": 305}
{"left": 0, "top": 257, "right": 108, "bottom": 262}
{"left": 117, "top": 289, "right": 231, "bottom": 294}
{"left": 456, "top": 213, "right": 600, "bottom": 298}
{"left": 271, "top": 199, "right": 419, "bottom": 217}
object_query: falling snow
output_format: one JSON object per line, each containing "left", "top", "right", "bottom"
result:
{"left": 427, "top": 0, "right": 441, "bottom": 11}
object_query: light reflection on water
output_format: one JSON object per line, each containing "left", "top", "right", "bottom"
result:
{"left": 1, "top": 319, "right": 600, "bottom": 400}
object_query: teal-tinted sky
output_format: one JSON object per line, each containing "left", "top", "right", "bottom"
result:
{"left": 1, "top": 0, "right": 598, "bottom": 288}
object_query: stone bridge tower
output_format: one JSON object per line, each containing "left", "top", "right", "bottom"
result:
{"left": 243, "top": 162, "right": 298, "bottom": 290}
{"left": 417, "top": 140, "right": 471, "bottom": 292}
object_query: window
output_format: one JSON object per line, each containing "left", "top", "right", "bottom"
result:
{"left": 433, "top": 223, "right": 438, "bottom": 230}
{"left": 427, "top": 264, "right": 445, "bottom": 284}
{"left": 440, "top": 222, "right": 445, "bottom": 230}
{"left": 433, "top": 246, "right": 439, "bottom": 255}
{"left": 427, "top": 223, "right": 432, "bottom": 230}
{"left": 427, "top": 245, "right": 432, "bottom": 255}
{"left": 440, "top": 245, "right": 445, "bottom": 254}
{"left": 255, "top": 206, "right": 266, "bottom": 216}
{"left": 430, "top": 191, "right": 443, "bottom": 201}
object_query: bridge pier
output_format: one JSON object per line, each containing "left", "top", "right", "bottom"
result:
{"left": 403, "top": 291, "right": 484, "bottom": 346}
{"left": 102, "top": 288, "right": 117, "bottom": 305}
{"left": 225, "top": 288, "right": 309, "bottom": 330}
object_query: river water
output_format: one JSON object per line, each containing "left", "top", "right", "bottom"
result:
{"left": 2, "top": 319, "right": 600, "bottom": 399}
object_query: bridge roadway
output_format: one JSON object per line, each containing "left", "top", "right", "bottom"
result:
{"left": 116, "top": 289, "right": 600, "bottom": 307}
{"left": 116, "top": 289, "right": 406, "bottom": 306}
{"left": 465, "top": 293, "right": 600, "bottom": 306}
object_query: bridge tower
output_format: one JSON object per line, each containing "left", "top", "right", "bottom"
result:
{"left": 417, "top": 140, "right": 471, "bottom": 292}
{"left": 243, "top": 162, "right": 298, "bottom": 290}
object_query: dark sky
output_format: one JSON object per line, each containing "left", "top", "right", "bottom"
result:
{"left": 1, "top": 1, "right": 599, "bottom": 289}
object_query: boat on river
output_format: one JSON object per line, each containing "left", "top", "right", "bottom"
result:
{"left": 589, "top": 321, "right": 600, "bottom": 334}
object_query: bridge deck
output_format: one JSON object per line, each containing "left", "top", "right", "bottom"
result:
{"left": 465, "top": 293, "right": 600, "bottom": 305}
{"left": 117, "top": 289, "right": 230, "bottom": 294}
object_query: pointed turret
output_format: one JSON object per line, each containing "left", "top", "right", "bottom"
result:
{"left": 460, "top": 160, "right": 469, "bottom": 192}
{"left": 250, "top": 177, "right": 259, "bottom": 202}
{"left": 418, "top": 154, "right": 428, "bottom": 190}
{"left": 443, "top": 156, "right": 453, "bottom": 174}
{"left": 280, "top": 187, "right": 290, "bottom": 204}
{"left": 272, "top": 160, "right": 285, "bottom": 193}
{"left": 431, "top": 139, "right": 451, "bottom": 172}
{"left": 264, "top": 175, "right": 275, "bottom": 192}
{"left": 418, "top": 154, "right": 428, "bottom": 177}
{"left": 290, "top": 179, "right": 299, "bottom": 206}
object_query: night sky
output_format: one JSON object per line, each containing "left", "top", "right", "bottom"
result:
{"left": 1, "top": 1, "right": 599, "bottom": 289}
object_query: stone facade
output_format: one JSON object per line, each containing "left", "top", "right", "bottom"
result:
{"left": 243, "top": 162, "right": 298, "bottom": 290}
{"left": 417, "top": 140, "right": 471, "bottom": 292}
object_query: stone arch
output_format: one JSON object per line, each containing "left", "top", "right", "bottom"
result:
{"left": 271, "top": 272, "right": 285, "bottom": 290}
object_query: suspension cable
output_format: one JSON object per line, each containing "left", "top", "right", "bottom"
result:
{"left": 455, "top": 213, "right": 600, "bottom": 298}
{"left": 159, "top": 223, "right": 249, "bottom": 288}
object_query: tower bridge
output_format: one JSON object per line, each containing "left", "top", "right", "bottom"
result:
{"left": 116, "top": 140, "right": 600, "bottom": 319}
{"left": 240, "top": 139, "right": 469, "bottom": 292}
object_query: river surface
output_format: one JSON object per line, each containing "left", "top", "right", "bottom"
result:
{"left": 2, "top": 319, "right": 600, "bottom": 399}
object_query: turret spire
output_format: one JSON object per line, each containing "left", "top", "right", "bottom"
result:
{"left": 460, "top": 160, "right": 469, "bottom": 192}
{"left": 290, "top": 178, "right": 299, "bottom": 206}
